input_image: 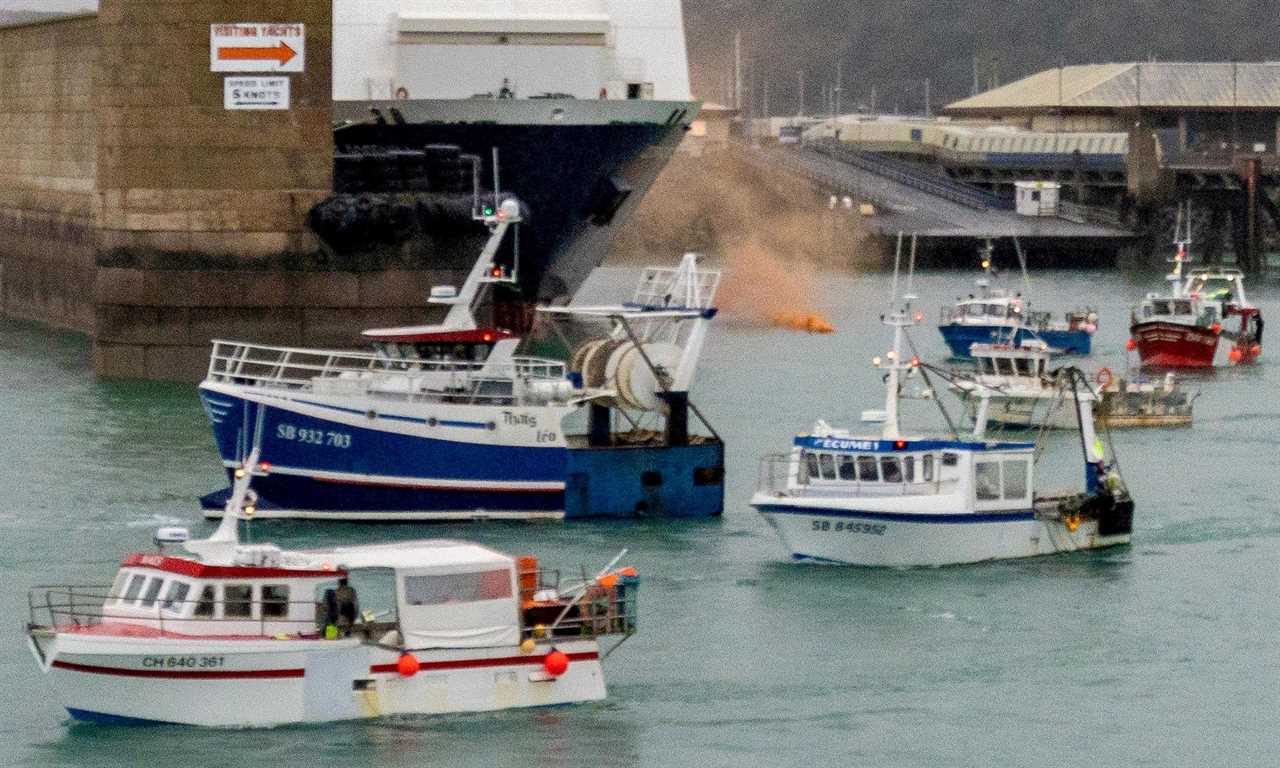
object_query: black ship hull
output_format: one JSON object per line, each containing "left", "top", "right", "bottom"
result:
{"left": 319, "top": 99, "right": 698, "bottom": 305}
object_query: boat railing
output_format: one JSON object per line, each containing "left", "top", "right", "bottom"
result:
{"left": 206, "top": 340, "right": 569, "bottom": 404}
{"left": 27, "top": 586, "right": 365, "bottom": 639}
{"left": 756, "top": 454, "right": 954, "bottom": 497}
{"left": 519, "top": 573, "right": 639, "bottom": 640}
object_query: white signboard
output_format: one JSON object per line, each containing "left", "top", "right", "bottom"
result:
{"left": 211, "top": 23, "right": 305, "bottom": 73}
{"left": 224, "top": 77, "right": 290, "bottom": 110}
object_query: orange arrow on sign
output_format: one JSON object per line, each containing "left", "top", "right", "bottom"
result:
{"left": 217, "top": 41, "right": 297, "bottom": 66}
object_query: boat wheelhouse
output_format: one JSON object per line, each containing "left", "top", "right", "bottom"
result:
{"left": 198, "top": 207, "right": 724, "bottom": 520}
{"left": 1130, "top": 267, "right": 1261, "bottom": 368}
{"left": 27, "top": 480, "right": 639, "bottom": 727}
{"left": 938, "top": 240, "right": 1096, "bottom": 358}
{"left": 951, "top": 341, "right": 1098, "bottom": 430}
{"left": 752, "top": 238, "right": 1133, "bottom": 567}
{"left": 1129, "top": 202, "right": 1261, "bottom": 368}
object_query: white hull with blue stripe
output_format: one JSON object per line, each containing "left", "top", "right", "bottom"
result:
{"left": 751, "top": 239, "right": 1133, "bottom": 567}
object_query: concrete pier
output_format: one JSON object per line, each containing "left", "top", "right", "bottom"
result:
{"left": 0, "top": 2, "right": 452, "bottom": 380}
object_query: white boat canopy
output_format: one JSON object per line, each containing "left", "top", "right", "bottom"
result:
{"left": 306, "top": 540, "right": 520, "bottom": 649}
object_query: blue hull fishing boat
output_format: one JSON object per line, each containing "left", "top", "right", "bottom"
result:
{"left": 938, "top": 240, "right": 1097, "bottom": 358}
{"left": 198, "top": 199, "right": 724, "bottom": 521}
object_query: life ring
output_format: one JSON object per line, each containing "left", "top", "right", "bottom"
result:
{"left": 1094, "top": 367, "right": 1113, "bottom": 389}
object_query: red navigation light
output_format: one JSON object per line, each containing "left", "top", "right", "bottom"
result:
{"left": 258, "top": 461, "right": 271, "bottom": 473}
{"left": 894, "top": 439, "right": 907, "bottom": 450}
{"left": 482, "top": 332, "right": 494, "bottom": 342}
{"left": 490, "top": 266, "right": 503, "bottom": 278}
{"left": 1211, "top": 322, "right": 1221, "bottom": 334}
{"left": 910, "top": 356, "right": 920, "bottom": 367}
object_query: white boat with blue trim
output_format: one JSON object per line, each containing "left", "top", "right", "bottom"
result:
{"left": 198, "top": 198, "right": 723, "bottom": 520}
{"left": 26, "top": 465, "right": 639, "bottom": 727}
{"left": 751, "top": 242, "right": 1133, "bottom": 567}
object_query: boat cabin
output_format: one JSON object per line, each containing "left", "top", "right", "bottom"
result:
{"left": 89, "top": 540, "right": 633, "bottom": 646}
{"left": 1185, "top": 267, "right": 1248, "bottom": 307}
{"left": 970, "top": 342, "right": 1050, "bottom": 382}
{"left": 363, "top": 328, "right": 514, "bottom": 366}
{"left": 944, "top": 294, "right": 1025, "bottom": 327}
{"left": 102, "top": 551, "right": 345, "bottom": 637}
{"left": 788, "top": 435, "right": 1034, "bottom": 509}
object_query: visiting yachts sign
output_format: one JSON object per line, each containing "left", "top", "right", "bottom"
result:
{"left": 210, "top": 23, "right": 305, "bottom": 73}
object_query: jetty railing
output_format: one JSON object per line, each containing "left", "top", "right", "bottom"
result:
{"left": 206, "top": 340, "right": 569, "bottom": 405}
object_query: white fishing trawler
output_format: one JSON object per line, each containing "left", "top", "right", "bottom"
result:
{"left": 751, "top": 239, "right": 1134, "bottom": 567}
{"left": 26, "top": 460, "right": 639, "bottom": 727}
{"left": 951, "top": 341, "right": 1099, "bottom": 431}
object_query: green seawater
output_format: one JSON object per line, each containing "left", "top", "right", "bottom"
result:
{"left": 2, "top": 267, "right": 1279, "bottom": 767}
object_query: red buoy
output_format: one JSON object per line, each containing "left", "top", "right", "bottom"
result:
{"left": 1125, "top": 338, "right": 1137, "bottom": 352}
{"left": 1229, "top": 347, "right": 1244, "bottom": 364}
{"left": 397, "top": 654, "right": 420, "bottom": 677}
{"left": 543, "top": 649, "right": 569, "bottom": 677}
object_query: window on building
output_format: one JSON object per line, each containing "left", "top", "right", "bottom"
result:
{"left": 975, "top": 461, "right": 1002, "bottom": 500}
{"left": 224, "top": 584, "right": 253, "bottom": 618}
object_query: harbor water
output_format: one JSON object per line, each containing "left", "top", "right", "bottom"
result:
{"left": 2, "top": 266, "right": 1278, "bottom": 766}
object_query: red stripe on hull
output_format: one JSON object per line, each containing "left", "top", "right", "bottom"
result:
{"left": 1131, "top": 321, "right": 1218, "bottom": 368}
{"left": 51, "top": 660, "right": 304, "bottom": 679}
{"left": 369, "top": 650, "right": 599, "bottom": 674}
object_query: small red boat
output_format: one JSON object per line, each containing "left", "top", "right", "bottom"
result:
{"left": 1129, "top": 208, "right": 1262, "bottom": 368}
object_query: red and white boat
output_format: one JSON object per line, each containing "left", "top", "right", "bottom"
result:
{"left": 1129, "top": 207, "right": 1262, "bottom": 368}
{"left": 25, "top": 460, "right": 638, "bottom": 727}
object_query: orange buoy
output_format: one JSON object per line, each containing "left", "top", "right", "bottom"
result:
{"left": 543, "top": 649, "right": 569, "bottom": 677}
{"left": 397, "top": 653, "right": 420, "bottom": 677}
{"left": 1125, "top": 338, "right": 1137, "bottom": 352}
{"left": 1229, "top": 347, "right": 1244, "bottom": 364}
{"left": 1251, "top": 344, "right": 1262, "bottom": 357}
{"left": 597, "top": 573, "right": 619, "bottom": 588}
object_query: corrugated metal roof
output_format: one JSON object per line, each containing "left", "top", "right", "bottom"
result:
{"left": 946, "top": 63, "right": 1280, "bottom": 112}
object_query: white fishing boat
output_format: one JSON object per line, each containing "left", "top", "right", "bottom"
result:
{"left": 26, "top": 463, "right": 639, "bottom": 727}
{"left": 951, "top": 341, "right": 1098, "bottom": 431}
{"left": 751, "top": 237, "right": 1134, "bottom": 567}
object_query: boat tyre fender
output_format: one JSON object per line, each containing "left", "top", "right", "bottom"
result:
{"left": 1094, "top": 367, "right": 1113, "bottom": 389}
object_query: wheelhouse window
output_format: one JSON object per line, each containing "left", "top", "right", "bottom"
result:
{"left": 880, "top": 457, "right": 902, "bottom": 483}
{"left": 140, "top": 577, "right": 165, "bottom": 608}
{"left": 1013, "top": 357, "right": 1033, "bottom": 376}
{"left": 818, "top": 453, "right": 837, "bottom": 481}
{"left": 942, "top": 452, "right": 959, "bottom": 467}
{"left": 804, "top": 452, "right": 820, "bottom": 481}
{"left": 987, "top": 304, "right": 1006, "bottom": 317}
{"left": 121, "top": 573, "right": 146, "bottom": 604}
{"left": 262, "top": 585, "right": 290, "bottom": 618}
{"left": 903, "top": 455, "right": 915, "bottom": 482}
{"left": 837, "top": 455, "right": 857, "bottom": 481}
{"left": 1003, "top": 459, "right": 1029, "bottom": 500}
{"left": 110, "top": 571, "right": 130, "bottom": 600}
{"left": 161, "top": 580, "right": 191, "bottom": 612}
{"left": 922, "top": 454, "right": 935, "bottom": 481}
{"left": 1173, "top": 300, "right": 1193, "bottom": 315}
{"left": 975, "top": 461, "right": 1002, "bottom": 500}
{"left": 856, "top": 455, "right": 879, "bottom": 482}
{"left": 1151, "top": 300, "right": 1170, "bottom": 315}
{"left": 404, "top": 570, "right": 512, "bottom": 606}
{"left": 224, "top": 584, "right": 253, "bottom": 618}
{"left": 194, "top": 586, "right": 216, "bottom": 617}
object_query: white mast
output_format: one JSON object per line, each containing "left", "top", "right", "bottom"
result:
{"left": 881, "top": 234, "right": 918, "bottom": 440}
